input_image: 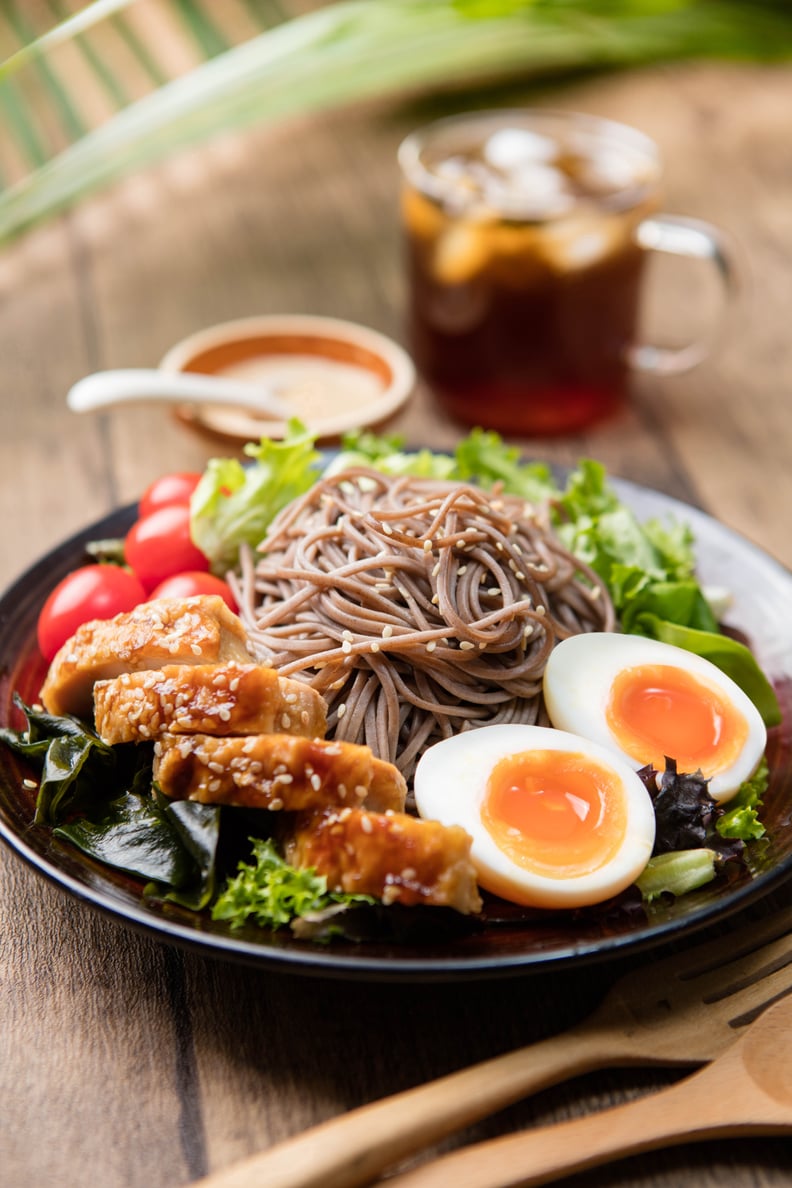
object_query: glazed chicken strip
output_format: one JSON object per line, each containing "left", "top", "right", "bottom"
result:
{"left": 153, "top": 733, "right": 407, "bottom": 815}
{"left": 41, "top": 595, "right": 252, "bottom": 718}
{"left": 281, "top": 807, "right": 482, "bottom": 914}
{"left": 94, "top": 663, "right": 327, "bottom": 744}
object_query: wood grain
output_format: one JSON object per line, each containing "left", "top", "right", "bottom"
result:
{"left": 1, "top": 59, "right": 792, "bottom": 1188}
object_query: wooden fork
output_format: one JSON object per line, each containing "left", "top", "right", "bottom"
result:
{"left": 191, "top": 906, "right": 792, "bottom": 1188}
{"left": 381, "top": 991, "right": 792, "bottom": 1188}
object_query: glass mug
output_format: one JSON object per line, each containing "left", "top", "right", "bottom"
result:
{"left": 398, "top": 109, "right": 734, "bottom": 436}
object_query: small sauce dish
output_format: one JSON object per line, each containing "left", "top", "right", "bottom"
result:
{"left": 159, "top": 314, "right": 416, "bottom": 444}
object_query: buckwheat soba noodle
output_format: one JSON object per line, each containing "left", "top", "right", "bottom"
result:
{"left": 235, "top": 468, "right": 615, "bottom": 783}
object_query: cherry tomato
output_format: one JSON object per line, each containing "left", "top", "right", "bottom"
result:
{"left": 138, "top": 472, "right": 202, "bottom": 519}
{"left": 124, "top": 505, "right": 209, "bottom": 592}
{"left": 149, "top": 572, "right": 238, "bottom": 613}
{"left": 37, "top": 565, "right": 147, "bottom": 661}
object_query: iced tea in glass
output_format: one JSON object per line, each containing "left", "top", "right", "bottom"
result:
{"left": 399, "top": 110, "right": 663, "bottom": 436}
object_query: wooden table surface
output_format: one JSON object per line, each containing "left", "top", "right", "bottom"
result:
{"left": 2, "top": 60, "right": 792, "bottom": 1188}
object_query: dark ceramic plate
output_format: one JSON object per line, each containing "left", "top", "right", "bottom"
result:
{"left": 1, "top": 482, "right": 791, "bottom": 981}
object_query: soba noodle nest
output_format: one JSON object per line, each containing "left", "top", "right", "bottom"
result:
{"left": 235, "top": 468, "right": 615, "bottom": 784}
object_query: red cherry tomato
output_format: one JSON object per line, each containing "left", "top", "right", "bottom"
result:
{"left": 138, "top": 471, "right": 202, "bottom": 519}
{"left": 149, "top": 572, "right": 238, "bottom": 613}
{"left": 37, "top": 565, "right": 147, "bottom": 661}
{"left": 124, "top": 505, "right": 209, "bottom": 592}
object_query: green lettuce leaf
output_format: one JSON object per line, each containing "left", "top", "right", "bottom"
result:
{"left": 190, "top": 419, "right": 321, "bottom": 573}
{"left": 452, "top": 428, "right": 557, "bottom": 502}
{"left": 636, "top": 848, "right": 719, "bottom": 902}
{"left": 212, "top": 837, "right": 374, "bottom": 931}
{"left": 717, "top": 756, "right": 769, "bottom": 841}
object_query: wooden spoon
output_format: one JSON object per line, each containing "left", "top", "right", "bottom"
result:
{"left": 383, "top": 992, "right": 792, "bottom": 1188}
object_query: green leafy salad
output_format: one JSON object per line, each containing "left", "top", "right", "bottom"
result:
{"left": 1, "top": 425, "right": 782, "bottom": 939}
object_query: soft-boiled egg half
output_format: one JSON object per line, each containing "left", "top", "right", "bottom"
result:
{"left": 414, "top": 724, "right": 656, "bottom": 909}
{"left": 543, "top": 633, "right": 767, "bottom": 803}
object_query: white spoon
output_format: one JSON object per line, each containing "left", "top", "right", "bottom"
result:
{"left": 67, "top": 368, "right": 295, "bottom": 418}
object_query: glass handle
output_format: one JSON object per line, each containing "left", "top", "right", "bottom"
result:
{"left": 628, "top": 214, "right": 737, "bottom": 375}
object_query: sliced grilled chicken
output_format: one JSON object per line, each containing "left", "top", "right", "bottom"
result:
{"left": 153, "top": 732, "right": 407, "bottom": 815}
{"left": 40, "top": 595, "right": 251, "bottom": 718}
{"left": 282, "top": 807, "right": 482, "bottom": 914}
{"left": 93, "top": 662, "right": 327, "bottom": 743}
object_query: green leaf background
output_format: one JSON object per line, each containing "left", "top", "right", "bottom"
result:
{"left": 0, "top": 0, "right": 791, "bottom": 243}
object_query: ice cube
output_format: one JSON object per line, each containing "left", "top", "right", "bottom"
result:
{"left": 432, "top": 221, "right": 492, "bottom": 285}
{"left": 575, "top": 146, "right": 645, "bottom": 196}
{"left": 402, "top": 187, "right": 447, "bottom": 241}
{"left": 484, "top": 128, "right": 558, "bottom": 171}
{"left": 538, "top": 215, "right": 627, "bottom": 274}
{"left": 486, "top": 162, "right": 575, "bottom": 221}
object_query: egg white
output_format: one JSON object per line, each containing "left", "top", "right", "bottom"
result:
{"left": 413, "top": 723, "right": 656, "bottom": 909}
{"left": 542, "top": 632, "right": 767, "bottom": 803}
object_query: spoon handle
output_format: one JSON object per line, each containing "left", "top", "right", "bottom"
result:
{"left": 379, "top": 1041, "right": 792, "bottom": 1188}
{"left": 67, "top": 369, "right": 293, "bottom": 417}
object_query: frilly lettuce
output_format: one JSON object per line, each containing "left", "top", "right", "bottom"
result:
{"left": 211, "top": 837, "right": 373, "bottom": 931}
{"left": 190, "top": 420, "right": 320, "bottom": 574}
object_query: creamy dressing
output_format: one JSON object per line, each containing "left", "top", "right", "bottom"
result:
{"left": 218, "top": 355, "right": 385, "bottom": 421}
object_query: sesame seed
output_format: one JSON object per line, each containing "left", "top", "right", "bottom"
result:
{"left": 342, "top": 630, "right": 354, "bottom": 643}
{"left": 342, "top": 640, "right": 352, "bottom": 655}
{"left": 459, "top": 640, "right": 475, "bottom": 651}
{"left": 458, "top": 565, "right": 468, "bottom": 575}
{"left": 426, "top": 640, "right": 437, "bottom": 653}
{"left": 281, "top": 713, "right": 291, "bottom": 729}
{"left": 22, "top": 778, "right": 37, "bottom": 790}
{"left": 310, "top": 773, "right": 322, "bottom": 791}
{"left": 269, "top": 798, "right": 284, "bottom": 811}
{"left": 360, "top": 816, "right": 373, "bottom": 834}
{"left": 488, "top": 587, "right": 500, "bottom": 597}
{"left": 382, "top": 625, "right": 393, "bottom": 639}
{"left": 381, "top": 522, "right": 393, "bottom": 536}
{"left": 432, "top": 561, "right": 441, "bottom": 577}
{"left": 423, "top": 539, "right": 433, "bottom": 552}
{"left": 337, "top": 703, "right": 347, "bottom": 719}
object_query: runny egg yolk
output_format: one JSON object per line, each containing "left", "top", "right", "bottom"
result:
{"left": 605, "top": 663, "right": 748, "bottom": 777}
{"left": 481, "top": 749, "right": 627, "bottom": 879}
